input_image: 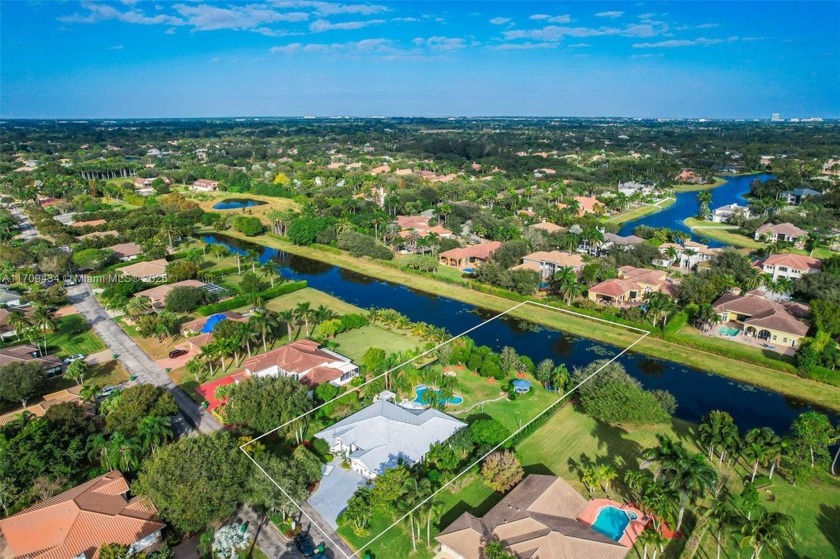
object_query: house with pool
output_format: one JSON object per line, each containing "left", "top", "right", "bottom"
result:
{"left": 712, "top": 291, "right": 810, "bottom": 350}
{"left": 314, "top": 400, "right": 466, "bottom": 479}
{"left": 436, "top": 474, "right": 642, "bottom": 559}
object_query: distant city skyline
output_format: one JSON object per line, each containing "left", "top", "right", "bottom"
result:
{"left": 1, "top": 1, "right": 838, "bottom": 119}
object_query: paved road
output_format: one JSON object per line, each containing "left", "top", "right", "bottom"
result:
{"left": 67, "top": 282, "right": 222, "bottom": 434}
{"left": 10, "top": 204, "right": 38, "bottom": 241}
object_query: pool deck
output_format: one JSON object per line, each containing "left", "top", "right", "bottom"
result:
{"left": 577, "top": 499, "right": 646, "bottom": 548}
{"left": 705, "top": 321, "right": 796, "bottom": 357}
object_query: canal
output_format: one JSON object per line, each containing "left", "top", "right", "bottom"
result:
{"left": 202, "top": 234, "right": 836, "bottom": 433}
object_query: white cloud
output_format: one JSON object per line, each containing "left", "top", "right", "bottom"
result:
{"left": 413, "top": 36, "right": 467, "bottom": 51}
{"left": 503, "top": 20, "right": 667, "bottom": 42}
{"left": 164, "top": 27, "right": 177, "bottom": 34}
{"left": 59, "top": 1, "right": 184, "bottom": 25}
{"left": 392, "top": 16, "right": 419, "bottom": 23}
{"left": 633, "top": 36, "right": 739, "bottom": 48}
{"left": 270, "top": 43, "right": 303, "bottom": 54}
{"left": 528, "top": 13, "right": 571, "bottom": 23}
{"left": 491, "top": 41, "right": 558, "bottom": 51}
{"left": 567, "top": 43, "right": 591, "bottom": 48}
{"left": 171, "top": 4, "right": 309, "bottom": 31}
{"left": 595, "top": 11, "right": 624, "bottom": 18}
{"left": 270, "top": 37, "right": 399, "bottom": 57}
{"left": 309, "top": 18, "right": 384, "bottom": 32}
{"left": 270, "top": 1, "right": 389, "bottom": 16}
{"left": 489, "top": 17, "right": 511, "bottom": 25}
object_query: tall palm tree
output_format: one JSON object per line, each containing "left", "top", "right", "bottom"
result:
{"left": 87, "top": 433, "right": 112, "bottom": 469}
{"left": 125, "top": 296, "right": 152, "bottom": 318}
{"left": 666, "top": 451, "right": 718, "bottom": 532}
{"left": 596, "top": 464, "right": 618, "bottom": 497}
{"left": 831, "top": 421, "right": 840, "bottom": 476}
{"left": 313, "top": 304, "right": 336, "bottom": 328}
{"left": 702, "top": 488, "right": 738, "bottom": 559}
{"left": 552, "top": 266, "right": 582, "bottom": 305}
{"left": 138, "top": 415, "right": 173, "bottom": 454}
{"left": 32, "top": 304, "right": 56, "bottom": 355}
{"left": 246, "top": 248, "right": 261, "bottom": 273}
{"left": 295, "top": 302, "right": 312, "bottom": 337}
{"left": 698, "top": 410, "right": 741, "bottom": 467}
{"left": 743, "top": 427, "right": 776, "bottom": 483}
{"left": 260, "top": 261, "right": 278, "bottom": 287}
{"left": 108, "top": 432, "right": 142, "bottom": 472}
{"left": 278, "top": 310, "right": 295, "bottom": 341}
{"left": 198, "top": 344, "right": 218, "bottom": 377}
{"left": 738, "top": 507, "right": 796, "bottom": 559}
{"left": 251, "top": 308, "right": 280, "bottom": 352}
{"left": 6, "top": 309, "right": 29, "bottom": 341}
{"left": 644, "top": 292, "right": 674, "bottom": 328}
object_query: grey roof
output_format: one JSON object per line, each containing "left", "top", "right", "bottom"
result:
{"left": 0, "top": 289, "right": 21, "bottom": 304}
{"left": 604, "top": 233, "right": 644, "bottom": 246}
{"left": 787, "top": 188, "right": 821, "bottom": 196}
{"left": 315, "top": 400, "right": 466, "bottom": 476}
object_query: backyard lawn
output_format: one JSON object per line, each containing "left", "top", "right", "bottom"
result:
{"left": 265, "top": 287, "right": 365, "bottom": 316}
{"left": 331, "top": 324, "right": 425, "bottom": 362}
{"left": 46, "top": 314, "right": 106, "bottom": 356}
{"left": 683, "top": 218, "right": 767, "bottom": 249}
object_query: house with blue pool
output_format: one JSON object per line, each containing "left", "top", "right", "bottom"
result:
{"left": 436, "top": 474, "right": 646, "bottom": 559}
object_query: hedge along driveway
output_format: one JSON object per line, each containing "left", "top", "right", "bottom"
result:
{"left": 216, "top": 230, "right": 840, "bottom": 412}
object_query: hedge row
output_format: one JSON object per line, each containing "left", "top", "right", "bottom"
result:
{"left": 801, "top": 365, "right": 840, "bottom": 387}
{"left": 196, "top": 280, "right": 307, "bottom": 316}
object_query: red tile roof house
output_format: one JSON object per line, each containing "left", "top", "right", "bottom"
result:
{"left": 754, "top": 223, "right": 808, "bottom": 247}
{"left": 118, "top": 259, "right": 169, "bottom": 282}
{"left": 236, "top": 339, "right": 359, "bottom": 388}
{"left": 106, "top": 242, "right": 143, "bottom": 262}
{"left": 713, "top": 292, "right": 810, "bottom": 349}
{"left": 0, "top": 471, "right": 165, "bottom": 559}
{"left": 439, "top": 241, "right": 502, "bottom": 270}
{"left": 134, "top": 279, "right": 207, "bottom": 308}
{"left": 587, "top": 266, "right": 671, "bottom": 306}
{"left": 757, "top": 253, "right": 821, "bottom": 281}
{"left": 511, "top": 251, "right": 584, "bottom": 280}
{"left": 190, "top": 179, "right": 219, "bottom": 192}
{"left": 70, "top": 219, "right": 107, "bottom": 228}
{"left": 395, "top": 215, "right": 454, "bottom": 239}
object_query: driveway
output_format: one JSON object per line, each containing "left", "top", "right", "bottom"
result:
{"left": 155, "top": 344, "right": 199, "bottom": 371}
{"left": 10, "top": 204, "right": 38, "bottom": 242}
{"left": 308, "top": 461, "right": 368, "bottom": 529}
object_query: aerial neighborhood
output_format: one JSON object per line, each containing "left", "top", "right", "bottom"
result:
{"left": 0, "top": 115, "right": 838, "bottom": 559}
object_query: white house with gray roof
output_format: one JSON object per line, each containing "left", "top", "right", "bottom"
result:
{"left": 314, "top": 400, "right": 466, "bottom": 479}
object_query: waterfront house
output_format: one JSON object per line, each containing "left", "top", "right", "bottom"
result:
{"left": 710, "top": 203, "right": 750, "bottom": 223}
{"left": 754, "top": 223, "right": 808, "bottom": 246}
{"left": 237, "top": 338, "right": 358, "bottom": 387}
{"left": 512, "top": 251, "right": 584, "bottom": 280}
{"left": 190, "top": 179, "right": 219, "bottom": 192}
{"left": 395, "top": 215, "right": 453, "bottom": 240}
{"left": 653, "top": 241, "right": 720, "bottom": 269}
{"left": 0, "top": 344, "right": 63, "bottom": 377}
{"left": 713, "top": 292, "right": 809, "bottom": 348}
{"left": 439, "top": 241, "right": 502, "bottom": 270}
{"left": 529, "top": 221, "right": 566, "bottom": 235}
{"left": 315, "top": 400, "right": 466, "bottom": 479}
{"left": 118, "top": 258, "right": 169, "bottom": 282}
{"left": 756, "top": 253, "right": 821, "bottom": 281}
{"left": 587, "top": 266, "right": 670, "bottom": 306}
{"left": 0, "top": 471, "right": 165, "bottom": 559}
{"left": 778, "top": 188, "right": 821, "bottom": 206}
{"left": 436, "top": 475, "right": 633, "bottom": 559}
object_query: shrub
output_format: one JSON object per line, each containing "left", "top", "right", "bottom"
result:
{"left": 196, "top": 281, "right": 307, "bottom": 315}
{"left": 337, "top": 230, "right": 394, "bottom": 260}
{"left": 662, "top": 311, "right": 688, "bottom": 338}
{"left": 166, "top": 260, "right": 198, "bottom": 282}
{"left": 234, "top": 216, "right": 264, "bottom": 236}
{"left": 481, "top": 450, "right": 523, "bottom": 493}
{"left": 165, "top": 286, "right": 205, "bottom": 313}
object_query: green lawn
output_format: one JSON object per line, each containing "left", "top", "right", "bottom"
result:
{"left": 684, "top": 218, "right": 767, "bottom": 249}
{"left": 265, "top": 287, "right": 365, "bottom": 316}
{"left": 671, "top": 325, "right": 798, "bottom": 372}
{"left": 810, "top": 246, "right": 836, "bottom": 259}
{"left": 46, "top": 314, "right": 106, "bottom": 356}
{"left": 605, "top": 198, "right": 675, "bottom": 224}
{"left": 331, "top": 324, "right": 425, "bottom": 362}
{"left": 672, "top": 177, "right": 727, "bottom": 192}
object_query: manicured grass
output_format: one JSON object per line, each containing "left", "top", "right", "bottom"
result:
{"left": 265, "top": 287, "right": 364, "bottom": 316}
{"left": 216, "top": 230, "right": 840, "bottom": 412}
{"left": 684, "top": 218, "right": 767, "bottom": 249}
{"left": 810, "top": 246, "right": 835, "bottom": 259}
{"left": 46, "top": 314, "right": 106, "bottom": 356}
{"left": 605, "top": 198, "right": 675, "bottom": 224}
{"left": 671, "top": 325, "right": 797, "bottom": 371}
{"left": 332, "top": 324, "right": 425, "bottom": 362}
{"left": 188, "top": 191, "right": 298, "bottom": 224}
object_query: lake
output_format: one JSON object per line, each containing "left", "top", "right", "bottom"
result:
{"left": 202, "top": 234, "right": 836, "bottom": 433}
{"left": 618, "top": 174, "right": 775, "bottom": 246}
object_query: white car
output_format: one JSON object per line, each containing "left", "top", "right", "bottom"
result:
{"left": 63, "top": 354, "right": 86, "bottom": 364}
{"left": 95, "top": 387, "right": 118, "bottom": 400}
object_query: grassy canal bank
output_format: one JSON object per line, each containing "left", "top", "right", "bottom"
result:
{"left": 217, "top": 230, "right": 840, "bottom": 412}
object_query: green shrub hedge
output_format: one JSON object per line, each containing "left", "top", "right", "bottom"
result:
{"left": 196, "top": 280, "right": 307, "bottom": 315}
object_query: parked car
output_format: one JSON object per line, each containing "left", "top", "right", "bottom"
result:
{"left": 95, "top": 387, "right": 118, "bottom": 400}
{"left": 168, "top": 348, "right": 188, "bottom": 359}
{"left": 63, "top": 354, "right": 85, "bottom": 364}
{"left": 293, "top": 534, "right": 316, "bottom": 558}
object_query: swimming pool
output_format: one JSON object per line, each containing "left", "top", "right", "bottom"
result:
{"left": 718, "top": 326, "right": 740, "bottom": 336}
{"left": 591, "top": 506, "right": 637, "bottom": 542}
{"left": 413, "top": 385, "right": 463, "bottom": 406}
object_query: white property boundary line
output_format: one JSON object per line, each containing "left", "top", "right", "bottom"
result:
{"left": 240, "top": 300, "right": 649, "bottom": 558}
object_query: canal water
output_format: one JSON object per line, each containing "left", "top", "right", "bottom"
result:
{"left": 617, "top": 173, "right": 775, "bottom": 246}
{"left": 202, "top": 234, "right": 836, "bottom": 433}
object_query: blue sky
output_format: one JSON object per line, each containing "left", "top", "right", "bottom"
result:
{"left": 2, "top": 1, "right": 838, "bottom": 119}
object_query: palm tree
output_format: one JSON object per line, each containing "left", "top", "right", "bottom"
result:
{"left": 250, "top": 308, "right": 280, "bottom": 351}
{"left": 138, "top": 415, "right": 173, "bottom": 454}
{"left": 198, "top": 344, "right": 218, "bottom": 377}
{"left": 6, "top": 309, "right": 29, "bottom": 341}
{"left": 636, "top": 526, "right": 667, "bottom": 559}
{"left": 744, "top": 267, "right": 763, "bottom": 290}
{"left": 246, "top": 248, "right": 261, "bottom": 273}
{"left": 581, "top": 464, "right": 599, "bottom": 496}
{"left": 185, "top": 357, "right": 208, "bottom": 383}
{"left": 87, "top": 433, "right": 112, "bottom": 469}
{"left": 666, "top": 451, "right": 718, "bottom": 532}
{"left": 644, "top": 292, "right": 673, "bottom": 328}
{"left": 698, "top": 410, "right": 741, "bottom": 467}
{"left": 596, "top": 464, "right": 618, "bottom": 497}
{"left": 831, "top": 421, "right": 840, "bottom": 476}
{"left": 743, "top": 427, "right": 776, "bottom": 483}
{"left": 108, "top": 432, "right": 142, "bottom": 472}
{"left": 295, "top": 302, "right": 312, "bottom": 337}
{"left": 260, "top": 261, "right": 278, "bottom": 288}
{"left": 642, "top": 434, "right": 683, "bottom": 482}
{"left": 702, "top": 489, "right": 738, "bottom": 559}
{"left": 32, "top": 304, "right": 56, "bottom": 355}
{"left": 694, "top": 303, "right": 720, "bottom": 333}
{"left": 313, "top": 304, "right": 336, "bottom": 328}
{"left": 696, "top": 189, "right": 712, "bottom": 219}
{"left": 739, "top": 507, "right": 796, "bottom": 559}
{"left": 552, "top": 266, "right": 582, "bottom": 305}
{"left": 125, "top": 296, "right": 152, "bottom": 318}
{"left": 278, "top": 310, "right": 295, "bottom": 341}
{"left": 774, "top": 277, "right": 793, "bottom": 301}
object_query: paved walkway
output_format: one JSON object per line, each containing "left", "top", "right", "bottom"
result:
{"left": 67, "top": 282, "right": 222, "bottom": 434}
{"left": 10, "top": 204, "right": 38, "bottom": 242}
